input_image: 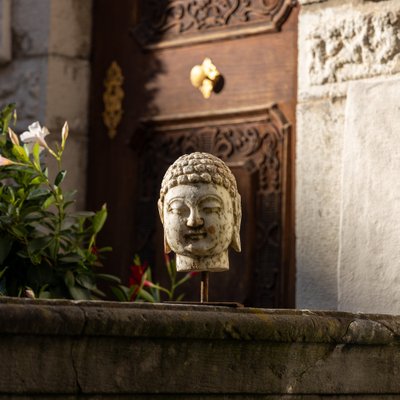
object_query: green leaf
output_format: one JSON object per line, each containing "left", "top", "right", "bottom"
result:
{"left": 27, "top": 236, "right": 52, "bottom": 254}
{"left": 0, "top": 266, "right": 8, "bottom": 280}
{"left": 96, "top": 273, "right": 121, "bottom": 284}
{"left": 0, "top": 236, "right": 12, "bottom": 264}
{"left": 68, "top": 285, "right": 91, "bottom": 300}
{"left": 0, "top": 103, "right": 16, "bottom": 133}
{"left": 58, "top": 254, "right": 82, "bottom": 264}
{"left": 136, "top": 288, "right": 156, "bottom": 303}
{"left": 30, "top": 253, "right": 42, "bottom": 265}
{"left": 62, "top": 200, "right": 75, "bottom": 210}
{"left": 133, "top": 254, "right": 141, "bottom": 266}
{"left": 6, "top": 186, "right": 15, "bottom": 203}
{"left": 20, "top": 206, "right": 42, "bottom": 218}
{"left": 30, "top": 176, "right": 43, "bottom": 185}
{"left": 11, "top": 144, "right": 29, "bottom": 162}
{"left": 92, "top": 204, "right": 107, "bottom": 234}
{"left": 90, "top": 286, "right": 106, "bottom": 298}
{"left": 32, "top": 142, "right": 40, "bottom": 168}
{"left": 64, "top": 270, "right": 75, "bottom": 287}
{"left": 54, "top": 170, "right": 66, "bottom": 187}
{"left": 63, "top": 190, "right": 77, "bottom": 201}
{"left": 76, "top": 274, "right": 96, "bottom": 290}
{"left": 10, "top": 225, "right": 27, "bottom": 239}
{"left": 111, "top": 285, "right": 129, "bottom": 302}
{"left": 42, "top": 194, "right": 56, "bottom": 209}
{"left": 27, "top": 188, "right": 50, "bottom": 200}
{"left": 97, "top": 246, "right": 112, "bottom": 253}
{"left": 22, "top": 144, "right": 30, "bottom": 159}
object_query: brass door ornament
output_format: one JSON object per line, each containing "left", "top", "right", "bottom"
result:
{"left": 102, "top": 61, "right": 124, "bottom": 139}
{"left": 190, "top": 58, "right": 221, "bottom": 99}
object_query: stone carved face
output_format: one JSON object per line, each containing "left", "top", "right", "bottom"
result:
{"left": 158, "top": 152, "right": 241, "bottom": 272}
{"left": 163, "top": 183, "right": 234, "bottom": 259}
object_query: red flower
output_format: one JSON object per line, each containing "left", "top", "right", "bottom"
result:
{"left": 90, "top": 245, "right": 98, "bottom": 255}
{"left": 129, "top": 261, "right": 148, "bottom": 287}
{"left": 129, "top": 260, "right": 149, "bottom": 301}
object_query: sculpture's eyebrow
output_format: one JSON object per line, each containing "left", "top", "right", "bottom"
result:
{"left": 166, "top": 197, "right": 185, "bottom": 207}
{"left": 198, "top": 195, "right": 223, "bottom": 206}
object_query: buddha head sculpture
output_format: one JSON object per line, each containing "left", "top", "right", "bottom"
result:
{"left": 158, "top": 152, "right": 241, "bottom": 272}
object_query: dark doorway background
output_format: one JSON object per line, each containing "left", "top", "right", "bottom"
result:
{"left": 87, "top": 0, "right": 298, "bottom": 307}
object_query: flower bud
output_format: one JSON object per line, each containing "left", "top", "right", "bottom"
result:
{"left": 8, "top": 128, "right": 19, "bottom": 146}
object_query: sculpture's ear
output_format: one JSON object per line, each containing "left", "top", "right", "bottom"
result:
{"left": 164, "top": 237, "right": 172, "bottom": 254}
{"left": 157, "top": 199, "right": 164, "bottom": 224}
{"left": 158, "top": 198, "right": 172, "bottom": 254}
{"left": 230, "top": 194, "right": 242, "bottom": 252}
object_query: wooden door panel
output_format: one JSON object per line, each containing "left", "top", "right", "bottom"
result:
{"left": 133, "top": 0, "right": 295, "bottom": 49}
{"left": 88, "top": 0, "right": 297, "bottom": 307}
{"left": 133, "top": 105, "right": 291, "bottom": 305}
{"left": 137, "top": 11, "right": 297, "bottom": 116}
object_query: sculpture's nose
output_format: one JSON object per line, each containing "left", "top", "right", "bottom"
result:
{"left": 186, "top": 207, "right": 204, "bottom": 228}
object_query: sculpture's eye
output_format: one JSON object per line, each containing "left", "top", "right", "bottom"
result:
{"left": 202, "top": 206, "right": 221, "bottom": 214}
{"left": 167, "top": 199, "right": 189, "bottom": 216}
{"left": 200, "top": 198, "right": 222, "bottom": 214}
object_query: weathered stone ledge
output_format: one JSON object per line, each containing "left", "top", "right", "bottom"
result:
{"left": 0, "top": 298, "right": 399, "bottom": 398}
{"left": 1, "top": 297, "right": 399, "bottom": 344}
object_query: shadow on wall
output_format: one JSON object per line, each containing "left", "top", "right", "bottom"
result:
{"left": 87, "top": 0, "right": 177, "bottom": 297}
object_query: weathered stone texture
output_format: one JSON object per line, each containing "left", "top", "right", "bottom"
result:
{"left": 0, "top": 0, "right": 92, "bottom": 209}
{"left": 0, "top": 58, "right": 48, "bottom": 128}
{"left": 296, "top": 99, "right": 345, "bottom": 310}
{"left": 297, "top": 0, "right": 400, "bottom": 312}
{"left": 338, "top": 77, "right": 400, "bottom": 314}
{"left": 46, "top": 56, "right": 91, "bottom": 133}
{"left": 298, "top": 0, "right": 400, "bottom": 100}
{"left": 0, "top": 0, "right": 11, "bottom": 64}
{"left": 12, "top": 0, "right": 51, "bottom": 57}
{"left": 12, "top": 0, "right": 92, "bottom": 58}
{"left": 49, "top": 0, "right": 92, "bottom": 58}
{"left": 1, "top": 299, "right": 400, "bottom": 397}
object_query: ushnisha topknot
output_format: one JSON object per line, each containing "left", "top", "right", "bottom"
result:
{"left": 159, "top": 152, "right": 238, "bottom": 202}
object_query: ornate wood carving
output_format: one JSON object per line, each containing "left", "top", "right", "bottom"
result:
{"left": 102, "top": 61, "right": 124, "bottom": 139}
{"left": 132, "top": 104, "right": 291, "bottom": 307}
{"left": 133, "top": 0, "right": 296, "bottom": 49}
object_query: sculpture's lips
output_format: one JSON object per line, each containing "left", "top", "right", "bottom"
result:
{"left": 184, "top": 231, "right": 207, "bottom": 241}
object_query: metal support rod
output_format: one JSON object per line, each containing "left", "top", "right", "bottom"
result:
{"left": 200, "top": 271, "right": 209, "bottom": 303}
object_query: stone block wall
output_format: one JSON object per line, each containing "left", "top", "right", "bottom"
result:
{"left": 0, "top": 0, "right": 92, "bottom": 209}
{"left": 1, "top": 298, "right": 400, "bottom": 399}
{"left": 296, "top": 0, "right": 400, "bottom": 313}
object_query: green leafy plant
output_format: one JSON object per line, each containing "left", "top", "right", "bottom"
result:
{"left": 112, "top": 254, "right": 197, "bottom": 302}
{"left": 0, "top": 104, "right": 119, "bottom": 299}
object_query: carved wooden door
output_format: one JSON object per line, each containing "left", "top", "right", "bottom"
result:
{"left": 88, "top": 0, "right": 298, "bottom": 307}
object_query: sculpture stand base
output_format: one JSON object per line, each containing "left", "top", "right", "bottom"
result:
{"left": 201, "top": 271, "right": 209, "bottom": 303}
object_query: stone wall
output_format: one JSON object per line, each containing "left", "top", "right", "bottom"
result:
{"left": 1, "top": 298, "right": 400, "bottom": 399}
{"left": 296, "top": 0, "right": 400, "bottom": 313}
{"left": 0, "top": 0, "right": 92, "bottom": 209}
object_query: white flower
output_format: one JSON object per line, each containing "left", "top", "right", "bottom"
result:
{"left": 20, "top": 121, "right": 50, "bottom": 151}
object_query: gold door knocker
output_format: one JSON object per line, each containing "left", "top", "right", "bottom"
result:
{"left": 102, "top": 61, "right": 125, "bottom": 139}
{"left": 190, "top": 58, "right": 222, "bottom": 99}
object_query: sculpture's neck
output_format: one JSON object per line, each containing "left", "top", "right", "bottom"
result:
{"left": 175, "top": 251, "right": 229, "bottom": 272}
